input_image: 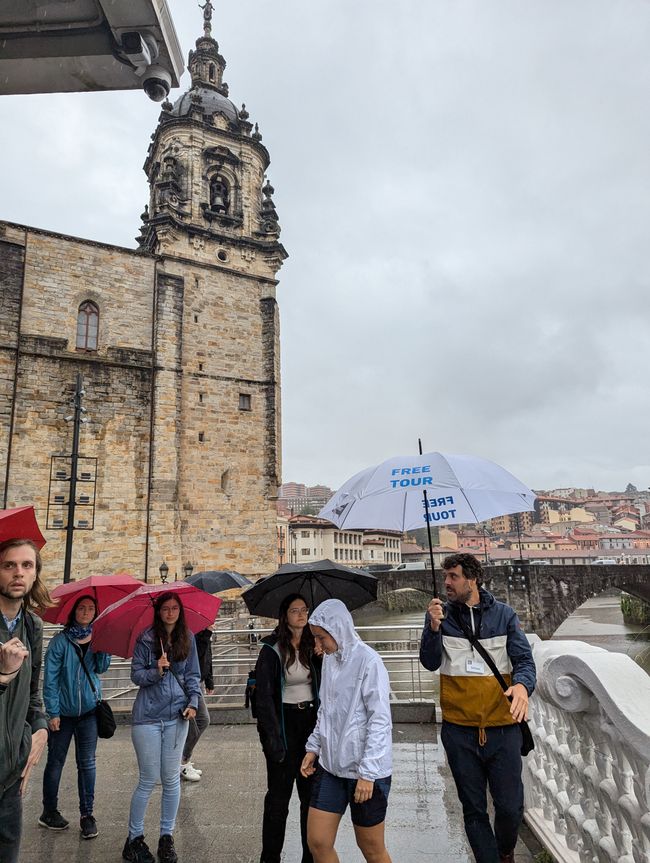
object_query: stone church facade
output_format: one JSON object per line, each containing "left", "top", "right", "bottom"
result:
{"left": 0, "top": 11, "right": 286, "bottom": 584}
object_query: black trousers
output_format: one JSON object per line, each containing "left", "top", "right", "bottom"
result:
{"left": 260, "top": 705, "right": 316, "bottom": 863}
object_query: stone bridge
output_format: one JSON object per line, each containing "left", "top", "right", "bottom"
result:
{"left": 380, "top": 564, "right": 650, "bottom": 639}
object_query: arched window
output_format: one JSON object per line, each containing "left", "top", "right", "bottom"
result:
{"left": 209, "top": 174, "right": 230, "bottom": 214}
{"left": 208, "top": 63, "right": 216, "bottom": 83}
{"left": 76, "top": 301, "right": 99, "bottom": 351}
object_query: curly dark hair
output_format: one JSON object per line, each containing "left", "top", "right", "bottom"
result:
{"left": 276, "top": 593, "right": 315, "bottom": 670}
{"left": 64, "top": 594, "right": 97, "bottom": 629}
{"left": 442, "top": 553, "right": 483, "bottom": 587}
{"left": 152, "top": 591, "right": 192, "bottom": 662}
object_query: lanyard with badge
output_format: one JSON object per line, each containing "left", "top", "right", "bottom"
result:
{"left": 465, "top": 606, "right": 485, "bottom": 674}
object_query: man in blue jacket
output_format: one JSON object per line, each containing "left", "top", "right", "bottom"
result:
{"left": 420, "top": 553, "right": 536, "bottom": 863}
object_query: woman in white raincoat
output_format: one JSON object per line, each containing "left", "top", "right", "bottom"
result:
{"left": 300, "top": 599, "right": 393, "bottom": 863}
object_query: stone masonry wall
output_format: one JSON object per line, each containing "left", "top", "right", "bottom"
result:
{"left": 149, "top": 259, "right": 280, "bottom": 580}
{"left": 0, "top": 224, "right": 156, "bottom": 587}
{"left": 0, "top": 236, "right": 24, "bottom": 503}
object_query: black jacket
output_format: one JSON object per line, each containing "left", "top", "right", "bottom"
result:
{"left": 255, "top": 633, "right": 322, "bottom": 763}
{"left": 0, "top": 610, "right": 48, "bottom": 791}
{"left": 195, "top": 629, "right": 214, "bottom": 690}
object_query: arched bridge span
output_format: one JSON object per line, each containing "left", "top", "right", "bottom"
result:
{"left": 380, "top": 564, "right": 650, "bottom": 639}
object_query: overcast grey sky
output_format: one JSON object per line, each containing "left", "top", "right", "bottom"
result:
{"left": 2, "top": 1, "right": 650, "bottom": 493}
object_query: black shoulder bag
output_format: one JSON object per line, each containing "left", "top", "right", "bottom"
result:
{"left": 451, "top": 609, "right": 534, "bottom": 757}
{"left": 73, "top": 645, "right": 116, "bottom": 739}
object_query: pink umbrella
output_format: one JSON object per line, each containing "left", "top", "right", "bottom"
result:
{"left": 42, "top": 572, "right": 143, "bottom": 625}
{"left": 0, "top": 506, "right": 46, "bottom": 549}
{"left": 91, "top": 582, "right": 221, "bottom": 659}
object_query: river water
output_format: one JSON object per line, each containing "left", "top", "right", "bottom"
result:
{"left": 352, "top": 590, "right": 650, "bottom": 700}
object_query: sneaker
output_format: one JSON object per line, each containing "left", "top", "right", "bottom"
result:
{"left": 157, "top": 834, "right": 178, "bottom": 863}
{"left": 180, "top": 762, "right": 201, "bottom": 782}
{"left": 80, "top": 815, "right": 98, "bottom": 839}
{"left": 38, "top": 809, "right": 69, "bottom": 830}
{"left": 122, "top": 835, "right": 155, "bottom": 863}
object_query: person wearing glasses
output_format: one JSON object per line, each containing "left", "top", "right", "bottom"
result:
{"left": 122, "top": 592, "right": 201, "bottom": 863}
{"left": 255, "top": 593, "right": 322, "bottom": 863}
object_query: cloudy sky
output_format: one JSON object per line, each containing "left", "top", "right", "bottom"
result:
{"left": 3, "top": 0, "right": 650, "bottom": 493}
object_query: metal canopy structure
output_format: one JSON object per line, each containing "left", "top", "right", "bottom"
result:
{"left": 0, "top": 0, "right": 184, "bottom": 99}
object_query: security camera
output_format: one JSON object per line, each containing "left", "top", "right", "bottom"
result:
{"left": 142, "top": 66, "right": 172, "bottom": 102}
{"left": 121, "top": 31, "right": 155, "bottom": 68}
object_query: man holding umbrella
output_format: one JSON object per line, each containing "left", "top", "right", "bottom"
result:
{"left": 0, "top": 523, "right": 53, "bottom": 863}
{"left": 419, "top": 553, "right": 535, "bottom": 863}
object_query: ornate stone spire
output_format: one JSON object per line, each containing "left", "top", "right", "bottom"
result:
{"left": 200, "top": 0, "right": 214, "bottom": 38}
{"left": 188, "top": 0, "right": 227, "bottom": 95}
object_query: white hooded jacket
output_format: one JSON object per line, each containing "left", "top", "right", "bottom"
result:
{"left": 305, "top": 599, "right": 392, "bottom": 781}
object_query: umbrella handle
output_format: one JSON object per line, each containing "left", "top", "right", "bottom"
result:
{"left": 418, "top": 438, "right": 438, "bottom": 599}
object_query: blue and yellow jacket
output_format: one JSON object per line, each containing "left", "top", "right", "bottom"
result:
{"left": 419, "top": 588, "right": 536, "bottom": 729}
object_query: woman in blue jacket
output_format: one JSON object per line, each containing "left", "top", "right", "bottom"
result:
{"left": 40, "top": 594, "right": 111, "bottom": 839}
{"left": 122, "top": 592, "right": 201, "bottom": 863}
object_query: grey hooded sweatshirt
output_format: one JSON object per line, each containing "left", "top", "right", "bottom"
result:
{"left": 306, "top": 599, "right": 392, "bottom": 781}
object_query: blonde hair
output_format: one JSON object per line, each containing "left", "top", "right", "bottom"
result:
{"left": 0, "top": 538, "right": 55, "bottom": 613}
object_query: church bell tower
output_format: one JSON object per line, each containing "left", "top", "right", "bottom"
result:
{"left": 138, "top": 1, "right": 286, "bottom": 580}
{"left": 138, "top": 1, "right": 286, "bottom": 275}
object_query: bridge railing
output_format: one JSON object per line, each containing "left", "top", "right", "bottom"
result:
{"left": 523, "top": 636, "right": 650, "bottom": 863}
{"left": 42, "top": 620, "right": 436, "bottom": 710}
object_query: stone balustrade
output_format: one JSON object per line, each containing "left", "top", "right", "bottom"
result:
{"left": 523, "top": 636, "right": 650, "bottom": 862}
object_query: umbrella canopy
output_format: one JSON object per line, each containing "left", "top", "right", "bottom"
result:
{"left": 242, "top": 560, "right": 378, "bottom": 618}
{"left": 91, "top": 582, "right": 222, "bottom": 659}
{"left": 42, "top": 572, "right": 142, "bottom": 625}
{"left": 185, "top": 570, "right": 252, "bottom": 594}
{"left": 0, "top": 506, "right": 46, "bottom": 549}
{"left": 319, "top": 452, "right": 536, "bottom": 532}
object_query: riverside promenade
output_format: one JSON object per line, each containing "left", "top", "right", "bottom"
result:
{"left": 20, "top": 723, "right": 535, "bottom": 863}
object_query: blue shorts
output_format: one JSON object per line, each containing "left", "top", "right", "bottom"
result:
{"left": 310, "top": 766, "right": 391, "bottom": 827}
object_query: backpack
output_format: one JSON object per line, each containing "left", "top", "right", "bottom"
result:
{"left": 244, "top": 668, "right": 257, "bottom": 718}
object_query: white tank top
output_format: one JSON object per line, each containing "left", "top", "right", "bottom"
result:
{"left": 283, "top": 656, "right": 313, "bottom": 704}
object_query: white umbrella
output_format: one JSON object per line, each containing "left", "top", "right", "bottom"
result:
{"left": 320, "top": 451, "right": 535, "bottom": 533}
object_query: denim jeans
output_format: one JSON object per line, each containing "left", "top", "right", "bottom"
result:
{"left": 129, "top": 719, "right": 189, "bottom": 840}
{"left": 261, "top": 705, "right": 316, "bottom": 863}
{"left": 0, "top": 779, "right": 22, "bottom": 863}
{"left": 42, "top": 711, "right": 98, "bottom": 816}
{"left": 182, "top": 692, "right": 209, "bottom": 762}
{"left": 441, "top": 721, "right": 524, "bottom": 863}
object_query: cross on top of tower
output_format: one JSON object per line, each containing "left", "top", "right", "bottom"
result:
{"left": 199, "top": 0, "right": 214, "bottom": 38}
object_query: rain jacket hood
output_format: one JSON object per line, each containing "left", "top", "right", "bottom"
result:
{"left": 306, "top": 599, "right": 392, "bottom": 781}
{"left": 308, "top": 599, "right": 359, "bottom": 662}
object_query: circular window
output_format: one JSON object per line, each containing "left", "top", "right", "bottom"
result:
{"left": 217, "top": 249, "right": 228, "bottom": 262}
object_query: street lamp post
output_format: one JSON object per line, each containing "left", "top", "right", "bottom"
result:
{"left": 514, "top": 513, "right": 524, "bottom": 559}
{"left": 159, "top": 561, "right": 169, "bottom": 583}
{"left": 63, "top": 373, "right": 86, "bottom": 583}
{"left": 183, "top": 561, "right": 193, "bottom": 579}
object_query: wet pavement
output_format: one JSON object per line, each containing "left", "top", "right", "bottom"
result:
{"left": 20, "top": 723, "right": 535, "bottom": 862}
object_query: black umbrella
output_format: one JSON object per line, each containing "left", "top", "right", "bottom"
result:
{"left": 185, "top": 570, "right": 253, "bottom": 594}
{"left": 241, "top": 559, "right": 378, "bottom": 618}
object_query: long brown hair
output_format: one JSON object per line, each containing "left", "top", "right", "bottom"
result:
{"left": 152, "top": 591, "right": 192, "bottom": 662}
{"left": 0, "top": 538, "right": 55, "bottom": 613}
{"left": 276, "top": 593, "right": 314, "bottom": 669}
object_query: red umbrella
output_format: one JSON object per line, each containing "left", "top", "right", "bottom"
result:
{"left": 0, "top": 506, "right": 46, "bottom": 549}
{"left": 91, "top": 582, "right": 221, "bottom": 659}
{"left": 42, "top": 572, "right": 143, "bottom": 625}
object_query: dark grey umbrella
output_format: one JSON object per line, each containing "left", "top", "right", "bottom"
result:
{"left": 241, "top": 559, "right": 378, "bottom": 618}
{"left": 185, "top": 570, "right": 252, "bottom": 594}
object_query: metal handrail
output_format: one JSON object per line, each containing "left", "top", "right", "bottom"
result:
{"left": 42, "top": 621, "right": 438, "bottom": 710}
